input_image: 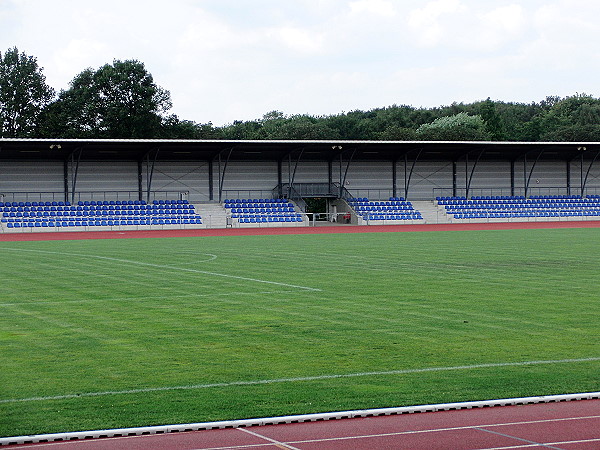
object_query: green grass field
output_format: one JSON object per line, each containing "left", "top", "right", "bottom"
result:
{"left": 1, "top": 228, "right": 599, "bottom": 437}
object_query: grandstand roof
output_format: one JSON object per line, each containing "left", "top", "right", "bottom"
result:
{"left": 0, "top": 138, "right": 598, "bottom": 162}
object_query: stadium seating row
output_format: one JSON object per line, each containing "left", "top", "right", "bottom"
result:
{"left": 1, "top": 199, "right": 202, "bottom": 230}
{"left": 4, "top": 218, "right": 202, "bottom": 229}
{"left": 437, "top": 195, "right": 600, "bottom": 220}
{"left": 224, "top": 198, "right": 304, "bottom": 225}
{"left": 237, "top": 216, "right": 303, "bottom": 223}
{"left": 0, "top": 199, "right": 189, "bottom": 207}
{"left": 347, "top": 197, "right": 423, "bottom": 222}
{"left": 224, "top": 198, "right": 290, "bottom": 204}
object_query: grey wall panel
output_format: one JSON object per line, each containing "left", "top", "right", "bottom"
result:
{"left": 0, "top": 160, "right": 64, "bottom": 202}
{"left": 73, "top": 161, "right": 138, "bottom": 190}
{"left": 0, "top": 160, "right": 63, "bottom": 191}
{"left": 403, "top": 161, "right": 453, "bottom": 200}
{"left": 571, "top": 160, "right": 600, "bottom": 195}
{"left": 149, "top": 160, "right": 210, "bottom": 203}
{"left": 283, "top": 161, "right": 329, "bottom": 184}
{"left": 455, "top": 161, "right": 512, "bottom": 197}
{"left": 69, "top": 161, "right": 138, "bottom": 201}
{"left": 345, "top": 161, "right": 393, "bottom": 190}
{"left": 341, "top": 160, "right": 394, "bottom": 200}
{"left": 513, "top": 160, "right": 568, "bottom": 196}
{"left": 221, "top": 161, "right": 278, "bottom": 189}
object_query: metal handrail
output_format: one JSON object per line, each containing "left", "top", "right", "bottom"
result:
{"left": 0, "top": 191, "right": 187, "bottom": 203}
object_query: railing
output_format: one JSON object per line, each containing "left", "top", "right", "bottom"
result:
{"left": 346, "top": 189, "right": 395, "bottom": 201}
{"left": 433, "top": 186, "right": 600, "bottom": 199}
{"left": 0, "top": 191, "right": 187, "bottom": 203}
{"left": 221, "top": 189, "right": 277, "bottom": 200}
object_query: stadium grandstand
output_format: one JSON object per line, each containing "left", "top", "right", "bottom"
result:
{"left": 0, "top": 138, "right": 599, "bottom": 232}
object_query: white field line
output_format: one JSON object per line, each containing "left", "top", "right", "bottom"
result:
{"left": 0, "top": 247, "right": 321, "bottom": 292}
{"left": 2, "top": 357, "right": 599, "bottom": 405}
{"left": 0, "top": 290, "right": 301, "bottom": 307}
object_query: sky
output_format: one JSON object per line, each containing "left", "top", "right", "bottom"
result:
{"left": 1, "top": 0, "right": 599, "bottom": 126}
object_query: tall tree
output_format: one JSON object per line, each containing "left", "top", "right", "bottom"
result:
{"left": 45, "top": 59, "right": 171, "bottom": 138}
{"left": 0, "top": 47, "right": 54, "bottom": 137}
{"left": 477, "top": 98, "right": 505, "bottom": 140}
{"left": 416, "top": 112, "right": 492, "bottom": 141}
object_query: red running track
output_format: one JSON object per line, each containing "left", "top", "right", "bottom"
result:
{"left": 5, "top": 399, "right": 600, "bottom": 449}
{"left": 1, "top": 220, "right": 600, "bottom": 242}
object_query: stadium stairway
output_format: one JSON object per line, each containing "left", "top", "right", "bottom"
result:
{"left": 194, "top": 203, "right": 228, "bottom": 228}
{"left": 411, "top": 201, "right": 452, "bottom": 224}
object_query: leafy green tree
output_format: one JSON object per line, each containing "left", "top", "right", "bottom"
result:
{"left": 220, "top": 120, "right": 265, "bottom": 140}
{"left": 376, "top": 125, "right": 417, "bottom": 140}
{"left": 44, "top": 59, "right": 171, "bottom": 138}
{"left": 159, "top": 115, "right": 222, "bottom": 139}
{"left": 416, "top": 112, "right": 492, "bottom": 141}
{"left": 263, "top": 114, "right": 339, "bottom": 140}
{"left": 0, "top": 47, "right": 54, "bottom": 137}
{"left": 538, "top": 94, "right": 600, "bottom": 141}
{"left": 477, "top": 98, "right": 505, "bottom": 140}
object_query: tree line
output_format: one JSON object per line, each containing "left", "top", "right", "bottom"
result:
{"left": 2, "top": 46, "right": 600, "bottom": 142}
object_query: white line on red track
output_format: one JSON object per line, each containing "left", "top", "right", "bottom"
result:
{"left": 238, "top": 428, "right": 301, "bottom": 450}
{"left": 265, "top": 415, "right": 600, "bottom": 446}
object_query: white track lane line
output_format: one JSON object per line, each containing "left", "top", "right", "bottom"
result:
{"left": 474, "top": 427, "right": 564, "bottom": 450}
{"left": 238, "top": 428, "right": 301, "bottom": 450}
{"left": 279, "top": 415, "right": 600, "bottom": 446}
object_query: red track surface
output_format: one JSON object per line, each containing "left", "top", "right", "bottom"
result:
{"left": 3, "top": 221, "right": 599, "bottom": 449}
{"left": 2, "top": 220, "right": 600, "bottom": 242}
{"left": 7, "top": 399, "right": 600, "bottom": 449}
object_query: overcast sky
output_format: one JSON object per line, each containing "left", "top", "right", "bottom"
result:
{"left": 2, "top": 0, "right": 599, "bottom": 125}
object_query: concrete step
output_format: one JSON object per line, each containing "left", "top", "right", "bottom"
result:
{"left": 411, "top": 201, "right": 452, "bottom": 224}
{"left": 194, "top": 203, "right": 228, "bottom": 228}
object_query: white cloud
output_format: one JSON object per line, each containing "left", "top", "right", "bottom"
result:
{"left": 3, "top": 0, "right": 600, "bottom": 126}
{"left": 349, "top": 0, "right": 397, "bottom": 17}
{"left": 52, "top": 40, "right": 112, "bottom": 83}
{"left": 408, "top": 0, "right": 467, "bottom": 47}
{"left": 269, "top": 26, "right": 325, "bottom": 54}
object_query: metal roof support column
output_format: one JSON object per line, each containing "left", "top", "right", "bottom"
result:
{"left": 566, "top": 160, "right": 571, "bottom": 196}
{"left": 67, "top": 147, "right": 83, "bottom": 204}
{"left": 524, "top": 149, "right": 544, "bottom": 198}
{"left": 277, "top": 159, "right": 283, "bottom": 199}
{"left": 523, "top": 154, "right": 527, "bottom": 198}
{"left": 63, "top": 159, "right": 69, "bottom": 204}
{"left": 208, "top": 159, "right": 214, "bottom": 201}
{"left": 137, "top": 160, "right": 143, "bottom": 202}
{"left": 465, "top": 149, "right": 485, "bottom": 199}
{"left": 144, "top": 147, "right": 160, "bottom": 204}
{"left": 581, "top": 148, "right": 599, "bottom": 197}
{"left": 452, "top": 161, "right": 457, "bottom": 198}
{"left": 217, "top": 147, "right": 234, "bottom": 203}
{"left": 510, "top": 160, "right": 515, "bottom": 197}
{"left": 288, "top": 148, "right": 304, "bottom": 199}
{"left": 404, "top": 148, "right": 423, "bottom": 200}
{"left": 392, "top": 158, "right": 397, "bottom": 199}
{"left": 339, "top": 147, "right": 356, "bottom": 198}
